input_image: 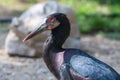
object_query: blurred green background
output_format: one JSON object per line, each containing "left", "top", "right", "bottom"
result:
{"left": 0, "top": 0, "right": 120, "bottom": 39}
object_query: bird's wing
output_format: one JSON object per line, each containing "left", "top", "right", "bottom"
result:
{"left": 60, "top": 63, "right": 92, "bottom": 80}
{"left": 64, "top": 49, "right": 120, "bottom": 80}
{"left": 69, "top": 65, "right": 92, "bottom": 80}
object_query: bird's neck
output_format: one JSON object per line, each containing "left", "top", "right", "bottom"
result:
{"left": 44, "top": 24, "right": 70, "bottom": 54}
{"left": 43, "top": 34, "right": 67, "bottom": 54}
{"left": 43, "top": 32, "right": 68, "bottom": 78}
{"left": 43, "top": 17, "right": 70, "bottom": 79}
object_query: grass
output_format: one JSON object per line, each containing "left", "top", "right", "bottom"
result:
{"left": 60, "top": 0, "right": 99, "bottom": 14}
{"left": 0, "top": 23, "right": 10, "bottom": 27}
{"left": 99, "top": 32, "right": 120, "bottom": 40}
{"left": 0, "top": 0, "right": 18, "bottom": 6}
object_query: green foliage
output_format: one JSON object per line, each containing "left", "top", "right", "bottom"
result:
{"left": 60, "top": 0, "right": 120, "bottom": 34}
{"left": 79, "top": 15, "right": 120, "bottom": 33}
{"left": 0, "top": 0, "right": 17, "bottom": 6}
{"left": 0, "top": 0, "right": 37, "bottom": 6}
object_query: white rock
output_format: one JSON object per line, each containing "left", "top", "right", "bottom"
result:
{"left": 5, "top": 1, "right": 81, "bottom": 57}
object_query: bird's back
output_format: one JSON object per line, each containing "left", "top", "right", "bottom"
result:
{"left": 63, "top": 49, "right": 120, "bottom": 80}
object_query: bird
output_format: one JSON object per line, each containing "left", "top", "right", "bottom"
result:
{"left": 23, "top": 13, "right": 120, "bottom": 80}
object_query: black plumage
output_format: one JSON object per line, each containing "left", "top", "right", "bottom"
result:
{"left": 23, "top": 13, "right": 120, "bottom": 80}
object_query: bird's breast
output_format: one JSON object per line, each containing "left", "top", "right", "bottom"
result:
{"left": 44, "top": 50, "right": 65, "bottom": 79}
{"left": 54, "top": 51, "right": 65, "bottom": 72}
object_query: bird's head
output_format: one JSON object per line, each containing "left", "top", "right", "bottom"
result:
{"left": 23, "top": 13, "right": 70, "bottom": 42}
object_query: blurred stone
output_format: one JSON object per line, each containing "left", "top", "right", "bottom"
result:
{"left": 5, "top": 1, "right": 80, "bottom": 57}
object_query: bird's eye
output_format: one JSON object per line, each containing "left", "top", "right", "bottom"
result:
{"left": 46, "top": 17, "right": 56, "bottom": 23}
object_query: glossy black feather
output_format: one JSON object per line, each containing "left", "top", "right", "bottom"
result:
{"left": 43, "top": 13, "right": 120, "bottom": 80}
{"left": 64, "top": 49, "right": 120, "bottom": 80}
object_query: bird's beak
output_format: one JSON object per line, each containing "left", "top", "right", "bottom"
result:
{"left": 23, "top": 23, "right": 49, "bottom": 42}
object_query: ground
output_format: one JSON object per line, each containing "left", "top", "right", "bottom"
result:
{"left": 0, "top": 5, "right": 120, "bottom": 80}
{"left": 0, "top": 26, "right": 120, "bottom": 80}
